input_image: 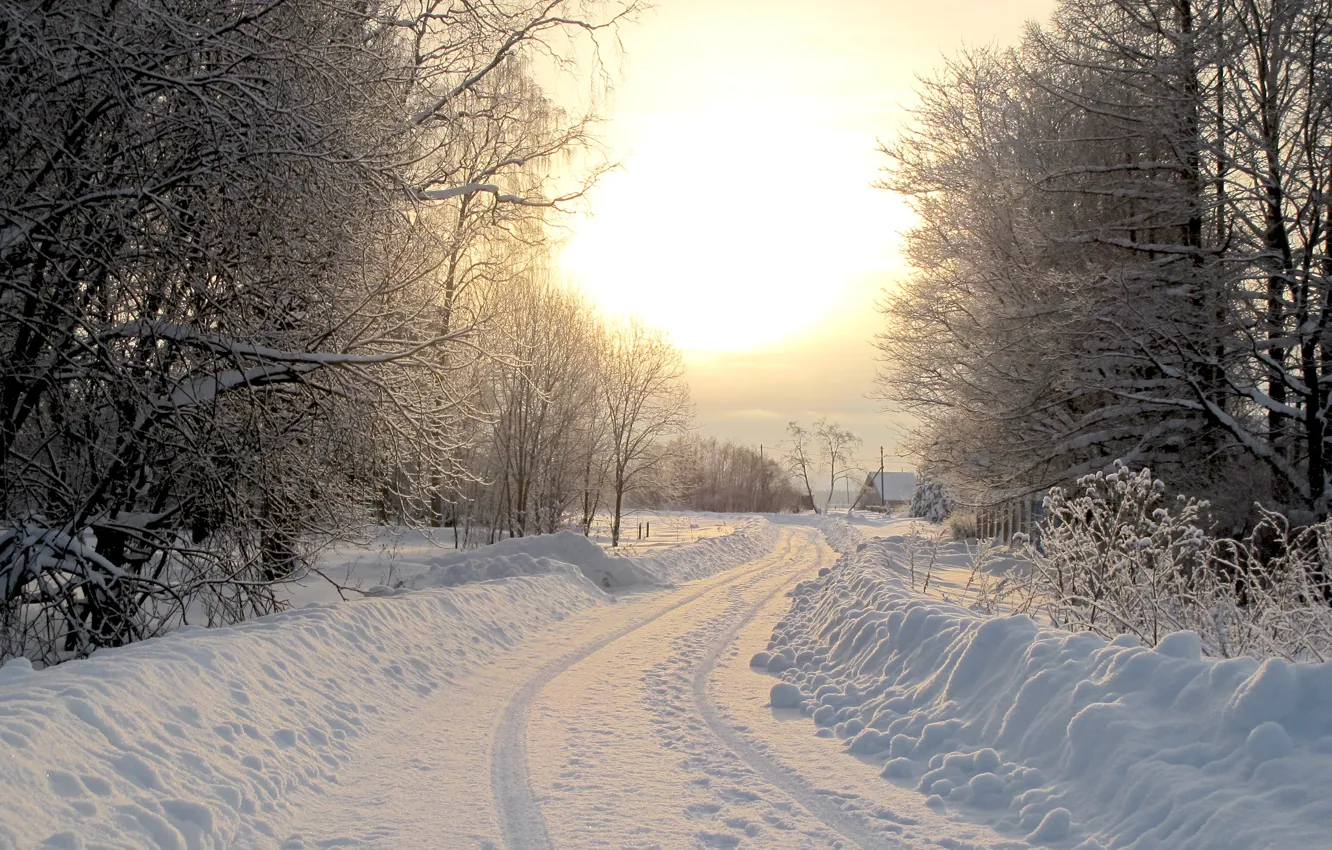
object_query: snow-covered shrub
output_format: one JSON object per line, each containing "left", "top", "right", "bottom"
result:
{"left": 909, "top": 479, "right": 952, "bottom": 523}
{"left": 1008, "top": 463, "right": 1332, "bottom": 661}
{"left": 947, "top": 511, "right": 978, "bottom": 540}
{"left": 1205, "top": 510, "right": 1332, "bottom": 660}
{"left": 0, "top": 519, "right": 165, "bottom": 664}
{"left": 1015, "top": 464, "right": 1210, "bottom": 646}
{"left": 0, "top": 514, "right": 291, "bottom": 666}
{"left": 898, "top": 521, "right": 945, "bottom": 592}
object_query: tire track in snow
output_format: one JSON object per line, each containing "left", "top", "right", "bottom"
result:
{"left": 690, "top": 531, "right": 889, "bottom": 849}
{"left": 493, "top": 530, "right": 798, "bottom": 850}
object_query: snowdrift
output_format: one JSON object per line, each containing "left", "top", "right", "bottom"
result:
{"left": 0, "top": 515, "right": 778, "bottom": 847}
{"left": 756, "top": 533, "right": 1332, "bottom": 850}
{"left": 398, "top": 530, "right": 659, "bottom": 591}
{"left": 336, "top": 515, "right": 778, "bottom": 595}
{"left": 636, "top": 514, "right": 778, "bottom": 585}
{"left": 0, "top": 573, "right": 607, "bottom": 848}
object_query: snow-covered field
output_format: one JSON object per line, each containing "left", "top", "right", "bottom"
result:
{"left": 2, "top": 512, "right": 1330, "bottom": 849}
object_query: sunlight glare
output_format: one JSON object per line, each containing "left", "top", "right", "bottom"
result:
{"left": 559, "top": 110, "right": 904, "bottom": 352}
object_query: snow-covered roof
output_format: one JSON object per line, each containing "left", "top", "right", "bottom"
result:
{"left": 865, "top": 471, "right": 916, "bottom": 501}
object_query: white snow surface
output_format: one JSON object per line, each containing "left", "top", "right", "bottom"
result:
{"left": 4, "top": 511, "right": 1329, "bottom": 849}
{"left": 381, "top": 516, "right": 777, "bottom": 592}
{"left": 0, "top": 516, "right": 778, "bottom": 848}
{"left": 303, "top": 514, "right": 773, "bottom": 603}
{"left": 0, "top": 573, "right": 604, "bottom": 849}
{"left": 759, "top": 517, "right": 1332, "bottom": 849}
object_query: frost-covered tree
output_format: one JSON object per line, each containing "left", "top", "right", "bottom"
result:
{"left": 909, "top": 479, "right": 953, "bottom": 524}
{"left": 877, "top": 0, "right": 1332, "bottom": 527}
{"left": 481, "top": 271, "right": 607, "bottom": 538}
{"left": 0, "top": 0, "right": 636, "bottom": 663}
{"left": 783, "top": 422, "right": 820, "bottom": 514}
{"left": 599, "top": 319, "right": 692, "bottom": 547}
{"left": 814, "top": 418, "right": 862, "bottom": 513}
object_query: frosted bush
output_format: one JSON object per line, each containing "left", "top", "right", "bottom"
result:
{"left": 1005, "top": 463, "right": 1332, "bottom": 661}
{"left": 947, "top": 511, "right": 978, "bottom": 541}
{"left": 910, "top": 479, "right": 953, "bottom": 523}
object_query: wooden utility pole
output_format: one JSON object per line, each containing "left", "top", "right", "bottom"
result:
{"left": 879, "top": 446, "right": 885, "bottom": 504}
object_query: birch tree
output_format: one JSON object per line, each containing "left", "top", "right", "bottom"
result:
{"left": 814, "top": 418, "right": 862, "bottom": 512}
{"left": 784, "top": 422, "right": 820, "bottom": 514}
{"left": 600, "top": 319, "right": 692, "bottom": 547}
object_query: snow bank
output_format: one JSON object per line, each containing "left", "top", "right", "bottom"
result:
{"left": 0, "top": 574, "right": 606, "bottom": 848}
{"left": 377, "top": 516, "right": 777, "bottom": 593}
{"left": 757, "top": 537, "right": 1332, "bottom": 849}
{"left": 315, "top": 515, "right": 778, "bottom": 598}
{"left": 637, "top": 514, "right": 778, "bottom": 584}
{"left": 403, "top": 530, "right": 659, "bottom": 590}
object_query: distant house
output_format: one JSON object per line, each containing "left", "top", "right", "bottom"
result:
{"left": 854, "top": 471, "right": 916, "bottom": 512}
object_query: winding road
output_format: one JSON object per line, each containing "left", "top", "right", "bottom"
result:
{"left": 282, "top": 526, "right": 929, "bottom": 849}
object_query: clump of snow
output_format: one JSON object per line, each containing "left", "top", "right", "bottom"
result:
{"left": 758, "top": 537, "right": 1332, "bottom": 849}
{"left": 769, "top": 682, "right": 803, "bottom": 709}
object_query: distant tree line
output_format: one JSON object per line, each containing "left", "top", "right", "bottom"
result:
{"left": 631, "top": 436, "right": 802, "bottom": 514}
{"left": 877, "top": 0, "right": 1332, "bottom": 530}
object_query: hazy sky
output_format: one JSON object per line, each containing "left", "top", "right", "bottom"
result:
{"left": 559, "top": 0, "right": 1057, "bottom": 475}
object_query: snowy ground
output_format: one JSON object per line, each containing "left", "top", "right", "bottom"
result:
{"left": 833, "top": 512, "right": 1025, "bottom": 611}
{"left": 584, "top": 511, "right": 736, "bottom": 555}
{"left": 759, "top": 518, "right": 1332, "bottom": 850}
{"left": 278, "top": 512, "right": 741, "bottom": 607}
{"left": 1, "top": 514, "right": 1329, "bottom": 848}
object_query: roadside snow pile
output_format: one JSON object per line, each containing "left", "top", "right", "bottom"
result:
{"left": 638, "top": 515, "right": 777, "bottom": 584}
{"left": 0, "top": 573, "right": 607, "bottom": 848}
{"left": 314, "top": 515, "right": 777, "bottom": 598}
{"left": 755, "top": 538, "right": 1332, "bottom": 849}
{"left": 406, "top": 530, "right": 658, "bottom": 590}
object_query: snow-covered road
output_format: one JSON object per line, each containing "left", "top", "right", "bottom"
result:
{"left": 281, "top": 526, "right": 929, "bottom": 848}
{"left": 9, "top": 516, "right": 1322, "bottom": 849}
